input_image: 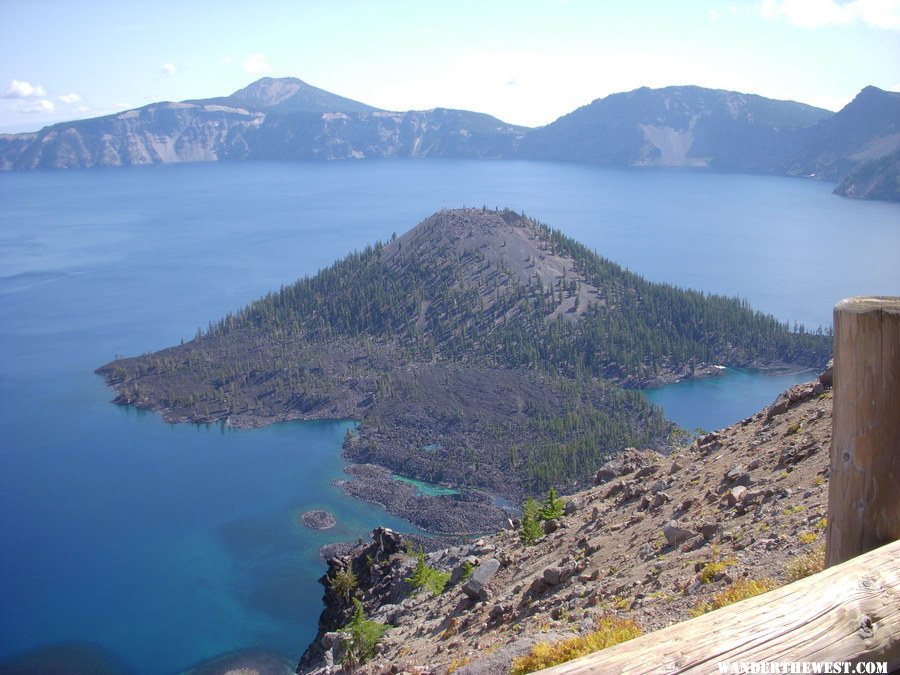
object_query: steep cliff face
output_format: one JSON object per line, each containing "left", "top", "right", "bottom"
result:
{"left": 832, "top": 148, "right": 900, "bottom": 200}
{"left": 301, "top": 370, "right": 835, "bottom": 673}
{"left": 238, "top": 108, "right": 526, "bottom": 160}
{"left": 0, "top": 103, "right": 263, "bottom": 169}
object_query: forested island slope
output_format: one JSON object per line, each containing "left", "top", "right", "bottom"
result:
{"left": 97, "top": 209, "right": 829, "bottom": 525}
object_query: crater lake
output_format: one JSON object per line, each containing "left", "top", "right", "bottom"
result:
{"left": 1, "top": 160, "right": 898, "bottom": 673}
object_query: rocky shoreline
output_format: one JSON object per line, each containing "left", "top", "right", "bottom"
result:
{"left": 94, "top": 358, "right": 816, "bottom": 540}
{"left": 336, "top": 463, "right": 509, "bottom": 536}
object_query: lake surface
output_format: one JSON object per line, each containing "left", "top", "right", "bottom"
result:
{"left": 1, "top": 160, "right": 897, "bottom": 673}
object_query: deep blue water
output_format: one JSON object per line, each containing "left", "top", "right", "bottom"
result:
{"left": 642, "top": 368, "right": 818, "bottom": 432}
{"left": 1, "top": 160, "right": 898, "bottom": 673}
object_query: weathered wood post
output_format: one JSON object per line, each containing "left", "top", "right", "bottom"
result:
{"left": 826, "top": 296, "right": 900, "bottom": 568}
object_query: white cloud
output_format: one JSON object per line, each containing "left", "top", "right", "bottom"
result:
{"left": 58, "top": 93, "right": 81, "bottom": 104}
{"left": 76, "top": 105, "right": 90, "bottom": 113}
{"left": 760, "top": 0, "right": 900, "bottom": 30}
{"left": 3, "top": 79, "right": 47, "bottom": 98}
{"left": 161, "top": 62, "right": 176, "bottom": 75}
{"left": 19, "top": 99, "right": 55, "bottom": 113}
{"left": 243, "top": 53, "right": 272, "bottom": 75}
{"left": 115, "top": 102, "right": 134, "bottom": 110}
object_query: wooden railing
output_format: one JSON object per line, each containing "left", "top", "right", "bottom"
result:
{"left": 826, "top": 297, "right": 900, "bottom": 567}
{"left": 542, "top": 539, "right": 899, "bottom": 673}
{"left": 541, "top": 297, "right": 900, "bottom": 674}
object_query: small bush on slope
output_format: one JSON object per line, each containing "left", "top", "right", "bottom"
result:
{"left": 509, "top": 616, "right": 642, "bottom": 674}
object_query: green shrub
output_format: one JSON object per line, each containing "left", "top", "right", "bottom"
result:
{"left": 540, "top": 487, "right": 565, "bottom": 521}
{"left": 784, "top": 545, "right": 825, "bottom": 583}
{"left": 698, "top": 559, "right": 736, "bottom": 584}
{"left": 405, "top": 547, "right": 451, "bottom": 595}
{"left": 510, "top": 616, "right": 642, "bottom": 674}
{"left": 342, "top": 598, "right": 388, "bottom": 666}
{"left": 460, "top": 560, "right": 476, "bottom": 581}
{"left": 690, "top": 578, "right": 777, "bottom": 617}
{"left": 520, "top": 498, "right": 543, "bottom": 545}
{"left": 330, "top": 567, "right": 358, "bottom": 599}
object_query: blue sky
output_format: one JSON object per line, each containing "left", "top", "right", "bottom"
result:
{"left": 1, "top": 0, "right": 898, "bottom": 132}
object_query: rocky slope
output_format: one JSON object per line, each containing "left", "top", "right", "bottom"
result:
{"left": 301, "top": 369, "right": 835, "bottom": 673}
{"left": 781, "top": 86, "right": 900, "bottom": 183}
{"left": 833, "top": 148, "right": 900, "bottom": 201}
{"left": 2, "top": 78, "right": 897, "bottom": 201}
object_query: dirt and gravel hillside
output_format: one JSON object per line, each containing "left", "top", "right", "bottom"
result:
{"left": 301, "top": 367, "right": 834, "bottom": 674}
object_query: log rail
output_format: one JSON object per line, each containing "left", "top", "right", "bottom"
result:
{"left": 541, "top": 539, "right": 900, "bottom": 673}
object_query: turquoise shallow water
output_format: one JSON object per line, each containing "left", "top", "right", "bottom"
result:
{"left": 0, "top": 160, "right": 897, "bottom": 673}
{"left": 392, "top": 474, "right": 461, "bottom": 497}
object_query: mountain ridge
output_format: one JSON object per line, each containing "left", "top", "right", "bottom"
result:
{"left": 1, "top": 78, "right": 897, "bottom": 200}
{"left": 189, "top": 75, "right": 383, "bottom": 114}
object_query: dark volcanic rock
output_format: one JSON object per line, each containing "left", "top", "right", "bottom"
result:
{"left": 339, "top": 464, "right": 507, "bottom": 535}
{"left": 462, "top": 558, "right": 501, "bottom": 601}
{"left": 300, "top": 510, "right": 337, "bottom": 530}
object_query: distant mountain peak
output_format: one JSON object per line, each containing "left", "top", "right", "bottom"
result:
{"left": 215, "top": 75, "right": 381, "bottom": 114}
{"left": 229, "top": 77, "right": 311, "bottom": 106}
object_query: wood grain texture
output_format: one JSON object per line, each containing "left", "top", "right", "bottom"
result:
{"left": 827, "top": 296, "right": 900, "bottom": 567}
{"left": 537, "top": 539, "right": 900, "bottom": 674}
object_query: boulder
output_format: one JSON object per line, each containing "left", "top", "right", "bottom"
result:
{"left": 766, "top": 392, "right": 791, "bottom": 419}
{"left": 542, "top": 566, "right": 563, "bottom": 586}
{"left": 604, "top": 482, "right": 624, "bottom": 499}
{"left": 698, "top": 521, "right": 721, "bottom": 540}
{"left": 321, "top": 631, "right": 349, "bottom": 667}
{"left": 462, "top": 557, "right": 500, "bottom": 601}
{"left": 450, "top": 555, "right": 479, "bottom": 585}
{"left": 543, "top": 518, "right": 560, "bottom": 534}
{"left": 696, "top": 432, "right": 721, "bottom": 452}
{"left": 663, "top": 520, "right": 694, "bottom": 546}
{"left": 680, "top": 534, "right": 706, "bottom": 552}
{"left": 594, "top": 449, "right": 647, "bottom": 484}
{"left": 489, "top": 603, "right": 512, "bottom": 620}
{"left": 725, "top": 464, "right": 745, "bottom": 482}
{"left": 529, "top": 576, "right": 549, "bottom": 595}
{"left": 634, "top": 464, "right": 659, "bottom": 479}
{"left": 819, "top": 360, "right": 833, "bottom": 387}
{"left": 727, "top": 485, "right": 748, "bottom": 506}
{"left": 652, "top": 491, "right": 672, "bottom": 508}
{"left": 371, "top": 527, "right": 404, "bottom": 560}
